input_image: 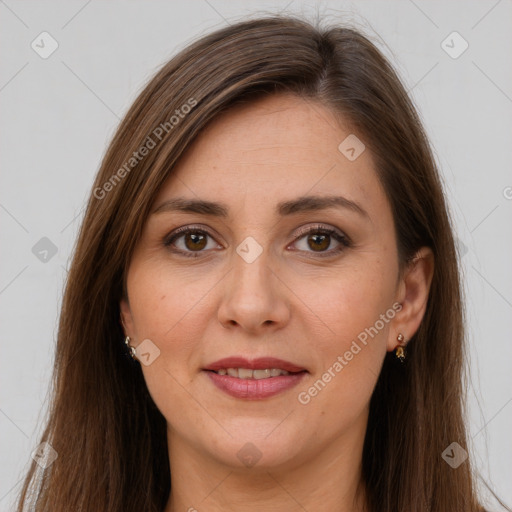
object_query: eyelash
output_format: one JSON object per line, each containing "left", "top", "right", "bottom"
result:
{"left": 163, "top": 224, "right": 351, "bottom": 259}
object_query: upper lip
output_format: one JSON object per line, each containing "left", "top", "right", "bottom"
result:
{"left": 203, "top": 357, "right": 307, "bottom": 373}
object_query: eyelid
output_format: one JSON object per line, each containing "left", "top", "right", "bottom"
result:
{"left": 292, "top": 222, "right": 348, "bottom": 241}
{"left": 164, "top": 224, "right": 220, "bottom": 243}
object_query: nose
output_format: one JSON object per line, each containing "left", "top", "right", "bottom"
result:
{"left": 217, "top": 248, "right": 290, "bottom": 335}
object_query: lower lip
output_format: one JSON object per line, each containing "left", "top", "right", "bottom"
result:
{"left": 204, "top": 370, "right": 307, "bottom": 400}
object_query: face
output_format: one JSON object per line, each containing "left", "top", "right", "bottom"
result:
{"left": 121, "top": 93, "right": 419, "bottom": 472}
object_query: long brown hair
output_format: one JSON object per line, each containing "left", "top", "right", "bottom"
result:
{"left": 16, "top": 14, "right": 506, "bottom": 512}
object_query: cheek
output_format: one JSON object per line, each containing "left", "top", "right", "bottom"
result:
{"left": 129, "top": 273, "right": 210, "bottom": 420}
{"left": 293, "top": 260, "right": 394, "bottom": 345}
{"left": 127, "top": 264, "right": 223, "bottom": 404}
{"left": 292, "top": 264, "right": 393, "bottom": 407}
{"left": 128, "top": 260, "right": 218, "bottom": 339}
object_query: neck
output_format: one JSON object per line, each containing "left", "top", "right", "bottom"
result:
{"left": 163, "top": 416, "right": 369, "bottom": 512}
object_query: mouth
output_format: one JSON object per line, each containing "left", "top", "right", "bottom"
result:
{"left": 202, "top": 357, "right": 308, "bottom": 400}
{"left": 208, "top": 367, "right": 300, "bottom": 378}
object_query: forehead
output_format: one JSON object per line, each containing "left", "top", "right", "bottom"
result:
{"left": 153, "top": 93, "right": 388, "bottom": 221}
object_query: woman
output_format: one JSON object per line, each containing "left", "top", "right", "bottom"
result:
{"left": 16, "top": 14, "right": 509, "bottom": 512}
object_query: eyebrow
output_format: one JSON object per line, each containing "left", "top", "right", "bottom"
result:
{"left": 152, "top": 194, "right": 369, "bottom": 219}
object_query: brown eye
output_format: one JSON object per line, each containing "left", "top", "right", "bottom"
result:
{"left": 307, "top": 233, "right": 330, "bottom": 251}
{"left": 183, "top": 232, "right": 207, "bottom": 251}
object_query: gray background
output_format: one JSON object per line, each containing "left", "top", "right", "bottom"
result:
{"left": 1, "top": 1, "right": 511, "bottom": 510}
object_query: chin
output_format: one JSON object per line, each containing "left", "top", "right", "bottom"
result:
{"left": 202, "top": 423, "right": 308, "bottom": 471}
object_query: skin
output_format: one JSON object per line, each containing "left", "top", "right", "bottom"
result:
{"left": 120, "top": 93, "right": 434, "bottom": 512}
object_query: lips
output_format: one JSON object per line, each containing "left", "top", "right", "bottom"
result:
{"left": 202, "top": 356, "right": 308, "bottom": 400}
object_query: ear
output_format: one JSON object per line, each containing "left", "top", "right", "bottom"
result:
{"left": 120, "top": 295, "right": 136, "bottom": 340}
{"left": 387, "top": 246, "right": 435, "bottom": 351}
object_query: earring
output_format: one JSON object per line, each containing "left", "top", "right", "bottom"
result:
{"left": 125, "top": 336, "right": 137, "bottom": 360}
{"left": 395, "top": 333, "right": 406, "bottom": 363}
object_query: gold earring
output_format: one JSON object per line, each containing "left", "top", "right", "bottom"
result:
{"left": 125, "top": 336, "right": 137, "bottom": 360}
{"left": 395, "top": 333, "right": 406, "bottom": 363}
